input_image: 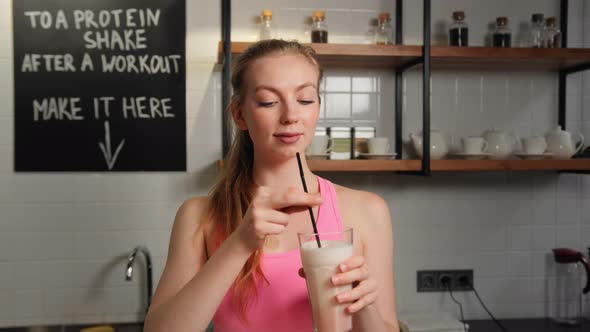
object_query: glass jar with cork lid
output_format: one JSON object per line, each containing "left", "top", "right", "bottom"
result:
{"left": 311, "top": 10, "right": 328, "bottom": 43}
{"left": 258, "top": 10, "right": 274, "bottom": 40}
{"left": 544, "top": 17, "right": 561, "bottom": 48}
{"left": 449, "top": 11, "right": 468, "bottom": 46}
{"left": 374, "top": 12, "right": 393, "bottom": 45}
{"left": 492, "top": 17, "right": 511, "bottom": 47}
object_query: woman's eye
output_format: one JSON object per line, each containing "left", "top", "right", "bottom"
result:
{"left": 258, "top": 101, "right": 277, "bottom": 107}
{"left": 298, "top": 100, "right": 314, "bottom": 105}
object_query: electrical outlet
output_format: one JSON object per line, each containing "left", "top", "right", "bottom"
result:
{"left": 417, "top": 269, "right": 473, "bottom": 292}
{"left": 455, "top": 270, "right": 474, "bottom": 291}
{"left": 416, "top": 271, "right": 437, "bottom": 292}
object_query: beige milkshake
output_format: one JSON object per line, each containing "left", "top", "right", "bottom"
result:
{"left": 299, "top": 230, "right": 353, "bottom": 332}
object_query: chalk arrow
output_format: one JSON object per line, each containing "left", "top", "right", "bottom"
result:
{"left": 99, "top": 120, "right": 125, "bottom": 170}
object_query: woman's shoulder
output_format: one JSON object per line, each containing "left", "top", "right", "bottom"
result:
{"left": 172, "top": 196, "right": 211, "bottom": 233}
{"left": 332, "top": 183, "right": 391, "bottom": 228}
{"left": 333, "top": 184, "right": 388, "bottom": 214}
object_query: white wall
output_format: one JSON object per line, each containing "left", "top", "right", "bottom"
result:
{"left": 0, "top": 0, "right": 588, "bottom": 327}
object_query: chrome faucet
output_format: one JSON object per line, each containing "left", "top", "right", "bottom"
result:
{"left": 125, "top": 245, "right": 153, "bottom": 313}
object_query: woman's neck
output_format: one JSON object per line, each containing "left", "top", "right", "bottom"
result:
{"left": 251, "top": 153, "right": 319, "bottom": 194}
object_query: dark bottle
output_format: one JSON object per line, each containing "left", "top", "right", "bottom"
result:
{"left": 311, "top": 10, "right": 328, "bottom": 43}
{"left": 449, "top": 11, "right": 468, "bottom": 46}
{"left": 492, "top": 17, "right": 512, "bottom": 47}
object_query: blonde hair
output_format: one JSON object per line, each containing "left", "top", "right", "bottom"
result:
{"left": 205, "top": 39, "right": 322, "bottom": 322}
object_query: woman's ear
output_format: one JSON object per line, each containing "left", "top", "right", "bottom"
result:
{"left": 230, "top": 102, "right": 248, "bottom": 130}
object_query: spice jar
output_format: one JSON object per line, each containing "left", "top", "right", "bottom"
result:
{"left": 544, "top": 17, "right": 561, "bottom": 48}
{"left": 492, "top": 17, "right": 511, "bottom": 47}
{"left": 530, "top": 13, "right": 545, "bottom": 48}
{"left": 449, "top": 11, "right": 468, "bottom": 46}
{"left": 258, "top": 10, "right": 274, "bottom": 40}
{"left": 374, "top": 12, "right": 393, "bottom": 45}
{"left": 311, "top": 10, "right": 328, "bottom": 43}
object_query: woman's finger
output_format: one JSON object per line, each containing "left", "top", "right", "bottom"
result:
{"left": 250, "top": 207, "right": 290, "bottom": 225}
{"left": 346, "top": 291, "right": 378, "bottom": 314}
{"left": 269, "top": 188, "right": 322, "bottom": 210}
{"left": 338, "top": 255, "right": 365, "bottom": 273}
{"left": 332, "top": 264, "right": 369, "bottom": 286}
{"left": 255, "top": 222, "right": 286, "bottom": 236}
{"left": 336, "top": 282, "right": 365, "bottom": 304}
{"left": 336, "top": 279, "right": 376, "bottom": 304}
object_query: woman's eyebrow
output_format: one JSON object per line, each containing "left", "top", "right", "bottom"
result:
{"left": 254, "top": 83, "right": 317, "bottom": 93}
{"left": 296, "top": 83, "right": 317, "bottom": 91}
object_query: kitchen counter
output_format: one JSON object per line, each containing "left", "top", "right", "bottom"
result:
{"left": 465, "top": 318, "right": 590, "bottom": 332}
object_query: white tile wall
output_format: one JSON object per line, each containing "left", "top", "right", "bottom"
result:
{"left": 0, "top": 0, "right": 588, "bottom": 327}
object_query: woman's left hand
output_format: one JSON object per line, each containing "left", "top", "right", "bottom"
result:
{"left": 332, "top": 255, "right": 379, "bottom": 314}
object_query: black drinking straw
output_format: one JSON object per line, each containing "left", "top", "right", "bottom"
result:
{"left": 296, "top": 152, "right": 322, "bottom": 248}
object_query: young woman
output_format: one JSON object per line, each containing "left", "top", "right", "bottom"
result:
{"left": 144, "top": 39, "right": 398, "bottom": 332}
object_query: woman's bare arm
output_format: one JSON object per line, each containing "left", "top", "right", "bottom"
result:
{"left": 336, "top": 188, "right": 399, "bottom": 332}
{"left": 144, "top": 197, "right": 252, "bottom": 332}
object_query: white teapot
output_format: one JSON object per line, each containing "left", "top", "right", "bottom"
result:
{"left": 545, "top": 126, "right": 585, "bottom": 159}
{"left": 409, "top": 129, "right": 449, "bottom": 159}
{"left": 483, "top": 128, "right": 516, "bottom": 159}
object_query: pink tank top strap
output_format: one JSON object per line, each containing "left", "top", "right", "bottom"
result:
{"left": 316, "top": 176, "right": 344, "bottom": 233}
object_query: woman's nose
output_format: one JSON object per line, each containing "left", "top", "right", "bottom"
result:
{"left": 279, "top": 102, "right": 299, "bottom": 124}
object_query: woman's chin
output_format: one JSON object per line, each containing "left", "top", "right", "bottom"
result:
{"left": 265, "top": 146, "right": 305, "bottom": 162}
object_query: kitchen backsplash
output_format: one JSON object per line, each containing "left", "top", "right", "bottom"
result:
{"left": 0, "top": 0, "right": 589, "bottom": 327}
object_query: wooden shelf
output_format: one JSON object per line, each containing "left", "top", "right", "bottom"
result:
{"left": 219, "top": 42, "right": 422, "bottom": 69}
{"left": 308, "top": 159, "right": 421, "bottom": 172}
{"left": 430, "top": 46, "right": 590, "bottom": 70}
{"left": 219, "top": 42, "right": 590, "bottom": 71}
{"left": 430, "top": 159, "right": 590, "bottom": 171}
{"left": 217, "top": 159, "right": 590, "bottom": 172}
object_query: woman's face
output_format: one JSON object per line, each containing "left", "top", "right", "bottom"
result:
{"left": 234, "top": 53, "right": 320, "bottom": 162}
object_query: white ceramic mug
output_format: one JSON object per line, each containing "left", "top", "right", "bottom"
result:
{"left": 462, "top": 136, "right": 488, "bottom": 154}
{"left": 521, "top": 136, "right": 547, "bottom": 154}
{"left": 367, "top": 137, "right": 390, "bottom": 154}
{"left": 307, "top": 135, "right": 333, "bottom": 155}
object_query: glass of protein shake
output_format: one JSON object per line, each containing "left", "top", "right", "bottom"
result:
{"left": 298, "top": 228, "right": 354, "bottom": 332}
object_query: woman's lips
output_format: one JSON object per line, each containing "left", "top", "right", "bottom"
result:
{"left": 275, "top": 133, "right": 302, "bottom": 144}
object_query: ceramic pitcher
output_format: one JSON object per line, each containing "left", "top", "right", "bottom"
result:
{"left": 409, "top": 130, "right": 449, "bottom": 159}
{"left": 546, "top": 126, "right": 585, "bottom": 159}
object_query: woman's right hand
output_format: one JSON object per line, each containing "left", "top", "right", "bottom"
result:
{"left": 232, "top": 186, "right": 323, "bottom": 252}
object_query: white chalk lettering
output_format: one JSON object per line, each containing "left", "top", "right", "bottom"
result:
{"left": 101, "top": 54, "right": 181, "bottom": 74}
{"left": 21, "top": 54, "right": 75, "bottom": 72}
{"left": 81, "top": 53, "right": 94, "bottom": 71}
{"left": 153, "top": 98, "right": 174, "bottom": 118}
{"left": 83, "top": 29, "right": 147, "bottom": 50}
{"left": 84, "top": 10, "right": 99, "bottom": 29}
{"left": 55, "top": 10, "right": 68, "bottom": 29}
{"left": 122, "top": 97, "right": 175, "bottom": 119}
{"left": 73, "top": 9, "right": 157, "bottom": 29}
{"left": 33, "top": 97, "right": 84, "bottom": 121}
{"left": 21, "top": 54, "right": 40, "bottom": 72}
{"left": 24, "top": 11, "right": 41, "bottom": 28}
{"left": 98, "top": 10, "right": 111, "bottom": 27}
{"left": 73, "top": 10, "right": 85, "bottom": 29}
{"left": 126, "top": 8, "right": 138, "bottom": 27}
{"left": 93, "top": 96, "right": 115, "bottom": 119}
{"left": 147, "top": 9, "right": 160, "bottom": 26}
{"left": 45, "top": 54, "right": 75, "bottom": 72}
{"left": 110, "top": 9, "right": 123, "bottom": 27}
{"left": 39, "top": 11, "right": 52, "bottom": 29}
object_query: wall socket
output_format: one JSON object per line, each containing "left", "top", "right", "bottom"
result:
{"left": 417, "top": 269, "right": 473, "bottom": 292}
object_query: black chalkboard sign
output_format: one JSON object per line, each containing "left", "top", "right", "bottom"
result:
{"left": 13, "top": 0, "right": 186, "bottom": 171}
